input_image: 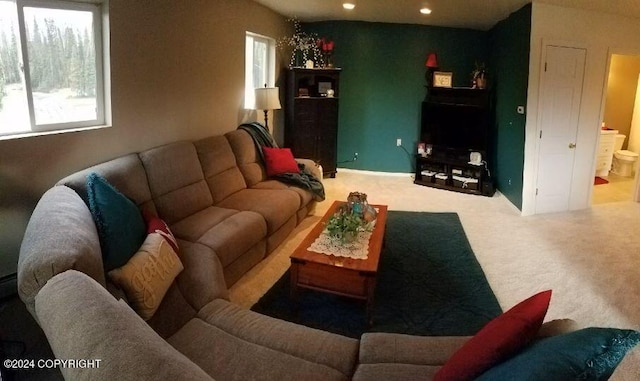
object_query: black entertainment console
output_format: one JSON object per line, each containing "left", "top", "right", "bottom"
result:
{"left": 415, "top": 150, "right": 494, "bottom": 196}
{"left": 414, "top": 87, "right": 495, "bottom": 197}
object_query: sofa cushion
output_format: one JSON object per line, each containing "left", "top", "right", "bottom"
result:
{"left": 225, "top": 129, "right": 267, "bottom": 187}
{"left": 359, "top": 333, "right": 469, "bottom": 366}
{"left": 434, "top": 290, "right": 552, "bottom": 381}
{"left": 262, "top": 147, "right": 300, "bottom": 176}
{"left": 194, "top": 136, "right": 247, "bottom": 203}
{"left": 476, "top": 328, "right": 640, "bottom": 381}
{"left": 139, "top": 141, "right": 213, "bottom": 224}
{"left": 170, "top": 206, "right": 267, "bottom": 268}
{"left": 87, "top": 173, "right": 147, "bottom": 271}
{"left": 145, "top": 281, "right": 199, "bottom": 339}
{"left": 57, "top": 153, "right": 156, "bottom": 216}
{"left": 353, "top": 363, "right": 439, "bottom": 381}
{"left": 168, "top": 299, "right": 359, "bottom": 381}
{"left": 216, "top": 189, "right": 300, "bottom": 235}
{"left": 108, "top": 233, "right": 184, "bottom": 321}
{"left": 252, "top": 180, "right": 313, "bottom": 209}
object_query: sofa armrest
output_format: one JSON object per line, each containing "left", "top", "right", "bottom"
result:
{"left": 18, "top": 186, "right": 105, "bottom": 319}
{"left": 295, "top": 158, "right": 323, "bottom": 182}
{"left": 35, "top": 270, "right": 214, "bottom": 381}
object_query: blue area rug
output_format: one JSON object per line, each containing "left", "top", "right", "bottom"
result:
{"left": 251, "top": 211, "right": 502, "bottom": 338}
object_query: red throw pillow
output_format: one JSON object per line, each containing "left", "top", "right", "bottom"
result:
{"left": 262, "top": 147, "right": 300, "bottom": 177}
{"left": 434, "top": 290, "right": 552, "bottom": 381}
{"left": 142, "top": 211, "right": 179, "bottom": 253}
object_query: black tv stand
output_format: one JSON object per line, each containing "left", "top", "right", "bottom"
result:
{"left": 415, "top": 87, "right": 494, "bottom": 197}
{"left": 414, "top": 149, "right": 494, "bottom": 196}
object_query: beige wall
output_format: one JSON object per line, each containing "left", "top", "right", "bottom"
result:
{"left": 604, "top": 54, "right": 640, "bottom": 147}
{"left": 523, "top": 3, "right": 640, "bottom": 215}
{"left": 0, "top": 0, "right": 290, "bottom": 278}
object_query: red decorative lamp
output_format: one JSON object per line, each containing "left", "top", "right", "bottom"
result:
{"left": 425, "top": 52, "right": 438, "bottom": 88}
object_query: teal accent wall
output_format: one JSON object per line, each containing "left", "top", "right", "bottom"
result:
{"left": 304, "top": 21, "right": 488, "bottom": 172}
{"left": 488, "top": 5, "right": 531, "bottom": 210}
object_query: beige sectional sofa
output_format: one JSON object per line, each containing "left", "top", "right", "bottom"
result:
{"left": 17, "top": 129, "right": 640, "bottom": 380}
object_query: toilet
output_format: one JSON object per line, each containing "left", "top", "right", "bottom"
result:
{"left": 612, "top": 134, "right": 639, "bottom": 177}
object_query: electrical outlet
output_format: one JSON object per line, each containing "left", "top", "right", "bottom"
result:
{"left": 396, "top": 138, "right": 402, "bottom": 146}
{"left": 354, "top": 152, "right": 358, "bottom": 161}
{"left": 508, "top": 178, "right": 512, "bottom": 185}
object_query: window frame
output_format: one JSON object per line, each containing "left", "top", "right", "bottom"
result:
{"left": 0, "top": 0, "right": 110, "bottom": 139}
{"left": 244, "top": 31, "right": 275, "bottom": 110}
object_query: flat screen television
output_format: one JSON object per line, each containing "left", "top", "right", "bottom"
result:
{"left": 420, "top": 101, "right": 488, "bottom": 153}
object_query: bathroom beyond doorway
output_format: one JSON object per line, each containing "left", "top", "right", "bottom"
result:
{"left": 595, "top": 53, "right": 640, "bottom": 204}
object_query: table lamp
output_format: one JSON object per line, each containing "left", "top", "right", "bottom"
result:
{"left": 254, "top": 85, "right": 282, "bottom": 130}
{"left": 425, "top": 53, "right": 438, "bottom": 88}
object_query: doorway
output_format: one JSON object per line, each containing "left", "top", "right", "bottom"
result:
{"left": 593, "top": 53, "right": 640, "bottom": 205}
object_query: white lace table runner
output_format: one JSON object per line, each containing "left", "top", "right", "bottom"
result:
{"left": 308, "top": 229, "right": 373, "bottom": 260}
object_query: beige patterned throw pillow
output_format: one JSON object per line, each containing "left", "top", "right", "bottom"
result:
{"left": 108, "top": 233, "right": 184, "bottom": 320}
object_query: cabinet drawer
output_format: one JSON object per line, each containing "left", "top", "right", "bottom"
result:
{"left": 599, "top": 145, "right": 613, "bottom": 155}
{"left": 595, "top": 156, "right": 612, "bottom": 170}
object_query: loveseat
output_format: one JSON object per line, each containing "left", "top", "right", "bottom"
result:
{"left": 18, "top": 129, "right": 640, "bottom": 380}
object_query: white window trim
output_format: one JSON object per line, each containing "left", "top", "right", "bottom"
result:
{"left": 245, "top": 31, "right": 275, "bottom": 110}
{"left": 1, "top": 0, "right": 111, "bottom": 139}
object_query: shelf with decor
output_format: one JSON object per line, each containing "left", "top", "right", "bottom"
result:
{"left": 415, "top": 152, "right": 491, "bottom": 196}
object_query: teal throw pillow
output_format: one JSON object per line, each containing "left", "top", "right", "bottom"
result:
{"left": 87, "top": 173, "right": 147, "bottom": 271}
{"left": 476, "top": 327, "right": 640, "bottom": 381}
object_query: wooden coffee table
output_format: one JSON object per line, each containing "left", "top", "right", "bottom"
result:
{"left": 290, "top": 201, "right": 388, "bottom": 323}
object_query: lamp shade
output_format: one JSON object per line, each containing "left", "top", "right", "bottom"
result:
{"left": 254, "top": 87, "right": 282, "bottom": 110}
{"left": 425, "top": 53, "right": 438, "bottom": 68}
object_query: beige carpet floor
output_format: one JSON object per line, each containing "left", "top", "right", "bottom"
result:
{"left": 229, "top": 170, "right": 640, "bottom": 331}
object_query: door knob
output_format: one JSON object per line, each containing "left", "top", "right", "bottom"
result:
{"left": 568, "top": 143, "right": 576, "bottom": 149}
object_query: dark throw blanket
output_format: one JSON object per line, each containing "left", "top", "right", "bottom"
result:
{"left": 238, "top": 122, "right": 325, "bottom": 201}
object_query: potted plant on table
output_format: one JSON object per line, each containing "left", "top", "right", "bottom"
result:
{"left": 326, "top": 209, "right": 365, "bottom": 244}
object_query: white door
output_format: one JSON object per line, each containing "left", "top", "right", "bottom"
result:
{"left": 535, "top": 45, "right": 586, "bottom": 214}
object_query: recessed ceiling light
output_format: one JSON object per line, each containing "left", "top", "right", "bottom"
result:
{"left": 420, "top": 7, "right": 432, "bottom": 15}
{"left": 343, "top": 3, "right": 356, "bottom": 10}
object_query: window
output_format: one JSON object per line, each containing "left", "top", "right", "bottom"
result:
{"left": 245, "top": 32, "right": 275, "bottom": 109}
{"left": 0, "top": 0, "right": 109, "bottom": 138}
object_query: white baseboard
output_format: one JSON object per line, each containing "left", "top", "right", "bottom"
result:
{"left": 337, "top": 167, "right": 413, "bottom": 177}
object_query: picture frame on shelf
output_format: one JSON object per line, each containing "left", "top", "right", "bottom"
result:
{"left": 433, "top": 71, "right": 453, "bottom": 88}
{"left": 318, "top": 81, "right": 332, "bottom": 94}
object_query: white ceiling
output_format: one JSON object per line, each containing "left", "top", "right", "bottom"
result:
{"left": 252, "top": 0, "right": 640, "bottom": 31}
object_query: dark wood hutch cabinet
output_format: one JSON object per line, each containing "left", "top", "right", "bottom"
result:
{"left": 285, "top": 68, "right": 341, "bottom": 177}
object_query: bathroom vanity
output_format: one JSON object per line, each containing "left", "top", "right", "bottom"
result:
{"left": 595, "top": 129, "right": 618, "bottom": 177}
